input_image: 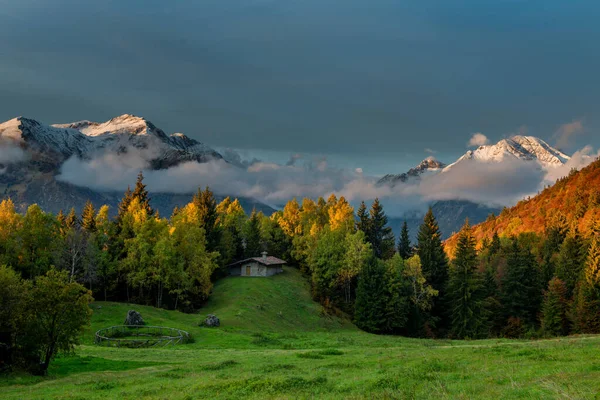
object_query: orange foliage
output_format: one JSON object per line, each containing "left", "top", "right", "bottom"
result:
{"left": 445, "top": 158, "right": 600, "bottom": 256}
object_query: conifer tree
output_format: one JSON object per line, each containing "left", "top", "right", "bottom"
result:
{"left": 447, "top": 221, "right": 486, "bottom": 339}
{"left": 489, "top": 232, "right": 501, "bottom": 256}
{"left": 117, "top": 186, "right": 133, "bottom": 221}
{"left": 81, "top": 201, "right": 96, "bottom": 233}
{"left": 356, "top": 201, "right": 369, "bottom": 233}
{"left": 398, "top": 221, "right": 412, "bottom": 259}
{"left": 244, "top": 211, "right": 262, "bottom": 258}
{"left": 540, "top": 277, "right": 569, "bottom": 336}
{"left": 417, "top": 208, "right": 449, "bottom": 332}
{"left": 572, "top": 234, "right": 600, "bottom": 333}
{"left": 368, "top": 198, "right": 395, "bottom": 259}
{"left": 501, "top": 239, "right": 541, "bottom": 331}
{"left": 56, "top": 210, "right": 66, "bottom": 227}
{"left": 132, "top": 172, "right": 153, "bottom": 216}
{"left": 193, "top": 187, "right": 221, "bottom": 252}
{"left": 65, "top": 208, "right": 79, "bottom": 229}
{"left": 555, "top": 233, "right": 587, "bottom": 298}
{"left": 354, "top": 256, "right": 387, "bottom": 333}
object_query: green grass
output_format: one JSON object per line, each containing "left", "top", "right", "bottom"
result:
{"left": 2, "top": 266, "right": 600, "bottom": 399}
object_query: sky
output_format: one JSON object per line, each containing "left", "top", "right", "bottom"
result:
{"left": 1, "top": 0, "right": 600, "bottom": 175}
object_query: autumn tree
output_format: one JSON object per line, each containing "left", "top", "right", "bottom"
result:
{"left": 81, "top": 200, "right": 96, "bottom": 233}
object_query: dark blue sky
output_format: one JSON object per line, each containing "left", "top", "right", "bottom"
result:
{"left": 1, "top": 0, "right": 599, "bottom": 174}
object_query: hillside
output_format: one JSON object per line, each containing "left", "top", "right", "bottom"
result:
{"left": 445, "top": 158, "right": 600, "bottom": 255}
{"left": 4, "top": 266, "right": 600, "bottom": 399}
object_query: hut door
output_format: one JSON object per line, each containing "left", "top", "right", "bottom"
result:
{"left": 246, "top": 266, "right": 251, "bottom": 276}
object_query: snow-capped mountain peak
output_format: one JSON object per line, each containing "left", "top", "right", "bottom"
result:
{"left": 0, "top": 115, "right": 223, "bottom": 170}
{"left": 377, "top": 157, "right": 446, "bottom": 186}
{"left": 444, "top": 135, "right": 570, "bottom": 171}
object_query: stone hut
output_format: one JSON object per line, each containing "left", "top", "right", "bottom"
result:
{"left": 228, "top": 252, "right": 286, "bottom": 277}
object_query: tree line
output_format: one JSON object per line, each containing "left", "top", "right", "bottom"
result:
{"left": 2, "top": 172, "right": 600, "bottom": 374}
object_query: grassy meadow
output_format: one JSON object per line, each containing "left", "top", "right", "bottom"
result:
{"left": 2, "top": 266, "right": 600, "bottom": 399}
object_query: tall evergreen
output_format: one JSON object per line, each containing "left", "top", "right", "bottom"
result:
{"left": 555, "top": 233, "right": 587, "bottom": 298}
{"left": 354, "top": 256, "right": 387, "bottom": 333}
{"left": 132, "top": 172, "right": 153, "bottom": 216}
{"left": 81, "top": 201, "right": 96, "bottom": 233}
{"left": 65, "top": 208, "right": 79, "bottom": 229}
{"left": 572, "top": 234, "right": 600, "bottom": 333}
{"left": 192, "top": 187, "right": 221, "bottom": 252}
{"left": 368, "top": 198, "right": 395, "bottom": 259}
{"left": 397, "top": 221, "right": 412, "bottom": 259}
{"left": 417, "top": 208, "right": 449, "bottom": 332}
{"left": 501, "top": 238, "right": 541, "bottom": 331}
{"left": 117, "top": 186, "right": 133, "bottom": 221}
{"left": 244, "top": 211, "right": 262, "bottom": 258}
{"left": 447, "top": 221, "right": 486, "bottom": 339}
{"left": 540, "top": 277, "right": 569, "bottom": 336}
{"left": 489, "top": 232, "right": 501, "bottom": 256}
{"left": 356, "top": 201, "right": 369, "bottom": 233}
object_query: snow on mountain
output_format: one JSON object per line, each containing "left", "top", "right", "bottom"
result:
{"left": 0, "top": 114, "right": 222, "bottom": 169}
{"left": 444, "top": 135, "right": 570, "bottom": 171}
{"left": 377, "top": 157, "right": 446, "bottom": 187}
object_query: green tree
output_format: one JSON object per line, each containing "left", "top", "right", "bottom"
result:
{"left": 25, "top": 269, "right": 93, "bottom": 374}
{"left": 489, "top": 232, "right": 501, "bottom": 256}
{"left": 367, "top": 198, "right": 395, "bottom": 259}
{"left": 132, "top": 172, "right": 153, "bottom": 216}
{"left": 555, "top": 233, "right": 587, "bottom": 298}
{"left": 0, "top": 265, "right": 30, "bottom": 369}
{"left": 501, "top": 239, "right": 541, "bottom": 333}
{"left": 397, "top": 221, "right": 412, "bottom": 259}
{"left": 354, "top": 256, "right": 388, "bottom": 333}
{"left": 572, "top": 234, "right": 600, "bottom": 333}
{"left": 540, "top": 277, "right": 569, "bottom": 336}
{"left": 447, "top": 221, "right": 486, "bottom": 339}
{"left": 384, "top": 254, "right": 411, "bottom": 334}
{"left": 244, "top": 211, "right": 263, "bottom": 258}
{"left": 403, "top": 255, "right": 438, "bottom": 336}
{"left": 339, "top": 230, "right": 371, "bottom": 304}
{"left": 416, "top": 208, "right": 449, "bottom": 333}
{"left": 356, "top": 201, "right": 369, "bottom": 233}
{"left": 192, "top": 187, "right": 221, "bottom": 252}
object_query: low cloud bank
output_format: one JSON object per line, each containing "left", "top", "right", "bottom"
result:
{"left": 56, "top": 144, "right": 600, "bottom": 215}
{"left": 0, "top": 142, "right": 27, "bottom": 174}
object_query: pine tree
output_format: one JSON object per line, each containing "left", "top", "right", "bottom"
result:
{"left": 117, "top": 186, "right": 133, "bottom": 221}
{"left": 447, "top": 221, "right": 486, "bottom": 339}
{"left": 416, "top": 208, "right": 449, "bottom": 332}
{"left": 501, "top": 238, "right": 541, "bottom": 332}
{"left": 192, "top": 187, "right": 221, "bottom": 252}
{"left": 368, "top": 198, "right": 395, "bottom": 259}
{"left": 81, "top": 201, "right": 96, "bottom": 233}
{"left": 356, "top": 201, "right": 369, "bottom": 233}
{"left": 555, "top": 233, "right": 587, "bottom": 298}
{"left": 244, "top": 211, "right": 262, "bottom": 258}
{"left": 572, "top": 234, "right": 600, "bottom": 333}
{"left": 65, "top": 208, "right": 79, "bottom": 229}
{"left": 354, "top": 256, "right": 388, "bottom": 333}
{"left": 132, "top": 172, "right": 153, "bottom": 216}
{"left": 540, "top": 277, "right": 569, "bottom": 336}
{"left": 489, "top": 232, "right": 501, "bottom": 256}
{"left": 398, "top": 221, "right": 412, "bottom": 259}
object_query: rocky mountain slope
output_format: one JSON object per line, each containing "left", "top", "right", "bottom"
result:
{"left": 377, "top": 157, "right": 446, "bottom": 187}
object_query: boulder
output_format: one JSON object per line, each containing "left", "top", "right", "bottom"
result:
{"left": 124, "top": 310, "right": 144, "bottom": 326}
{"left": 202, "top": 314, "right": 220, "bottom": 327}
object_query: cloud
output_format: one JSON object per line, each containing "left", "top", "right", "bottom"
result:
{"left": 425, "top": 148, "right": 437, "bottom": 154}
{"left": 468, "top": 133, "right": 489, "bottom": 147}
{"left": 56, "top": 141, "right": 598, "bottom": 217}
{"left": 553, "top": 119, "right": 585, "bottom": 150}
{"left": 285, "top": 154, "right": 302, "bottom": 166}
{"left": 0, "top": 142, "right": 27, "bottom": 173}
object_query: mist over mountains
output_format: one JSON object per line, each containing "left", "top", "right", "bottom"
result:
{"left": 0, "top": 114, "right": 598, "bottom": 238}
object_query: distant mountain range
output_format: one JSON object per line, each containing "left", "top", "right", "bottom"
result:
{"left": 380, "top": 135, "right": 572, "bottom": 239}
{"left": 0, "top": 115, "right": 272, "bottom": 215}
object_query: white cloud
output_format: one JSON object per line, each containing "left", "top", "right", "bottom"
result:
{"left": 468, "top": 132, "right": 489, "bottom": 147}
{"left": 425, "top": 148, "right": 437, "bottom": 154}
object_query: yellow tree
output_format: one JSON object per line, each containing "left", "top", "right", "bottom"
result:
{"left": 279, "top": 198, "right": 302, "bottom": 237}
{"left": 328, "top": 196, "right": 355, "bottom": 232}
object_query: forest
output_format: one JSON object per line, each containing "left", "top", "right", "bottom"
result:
{"left": 2, "top": 167, "right": 600, "bottom": 373}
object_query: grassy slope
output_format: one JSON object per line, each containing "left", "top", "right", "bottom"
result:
{"left": 3, "top": 266, "right": 600, "bottom": 399}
